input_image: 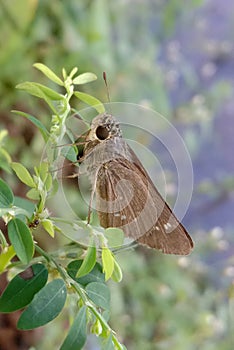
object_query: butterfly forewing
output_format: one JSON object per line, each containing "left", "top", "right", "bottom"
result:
{"left": 94, "top": 143, "right": 193, "bottom": 255}
{"left": 80, "top": 113, "right": 194, "bottom": 255}
{"left": 96, "top": 157, "right": 155, "bottom": 237}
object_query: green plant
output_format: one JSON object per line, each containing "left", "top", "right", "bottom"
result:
{"left": 0, "top": 63, "right": 126, "bottom": 350}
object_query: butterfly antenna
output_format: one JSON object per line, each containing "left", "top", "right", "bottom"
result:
{"left": 103, "top": 71, "right": 112, "bottom": 114}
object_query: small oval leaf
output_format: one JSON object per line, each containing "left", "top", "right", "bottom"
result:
{"left": 0, "top": 178, "right": 14, "bottom": 208}
{"left": 42, "top": 219, "right": 55, "bottom": 237}
{"left": 16, "top": 82, "right": 64, "bottom": 101}
{"left": 14, "top": 196, "right": 35, "bottom": 217}
{"left": 33, "top": 63, "right": 64, "bottom": 86}
{"left": 61, "top": 145, "right": 78, "bottom": 163}
{"left": 0, "top": 245, "right": 16, "bottom": 273}
{"left": 67, "top": 261, "right": 105, "bottom": 287}
{"left": 102, "top": 248, "right": 114, "bottom": 281}
{"left": 17, "top": 279, "right": 67, "bottom": 330}
{"left": 111, "top": 259, "right": 123, "bottom": 283}
{"left": 45, "top": 173, "right": 53, "bottom": 191}
{"left": 101, "top": 335, "right": 115, "bottom": 350}
{"left": 11, "top": 162, "right": 35, "bottom": 188}
{"left": 0, "top": 179, "right": 14, "bottom": 208}
{"left": 69, "top": 67, "right": 78, "bottom": 79}
{"left": 26, "top": 188, "right": 40, "bottom": 200}
{"left": 8, "top": 218, "right": 34, "bottom": 264}
{"left": 73, "top": 72, "right": 97, "bottom": 85}
{"left": 0, "top": 264, "right": 48, "bottom": 312}
{"left": 76, "top": 245, "right": 96, "bottom": 278}
{"left": 85, "top": 282, "right": 110, "bottom": 310}
{"left": 74, "top": 91, "right": 105, "bottom": 114}
{"left": 37, "top": 162, "right": 49, "bottom": 181}
{"left": 60, "top": 306, "right": 87, "bottom": 350}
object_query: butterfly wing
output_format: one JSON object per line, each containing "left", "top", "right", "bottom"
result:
{"left": 95, "top": 145, "right": 193, "bottom": 255}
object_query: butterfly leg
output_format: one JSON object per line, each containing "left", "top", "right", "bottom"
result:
{"left": 66, "top": 171, "right": 79, "bottom": 179}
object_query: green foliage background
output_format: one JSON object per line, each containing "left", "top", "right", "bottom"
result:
{"left": 0, "top": 1, "right": 234, "bottom": 349}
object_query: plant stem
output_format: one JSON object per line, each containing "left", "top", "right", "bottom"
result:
{"left": 35, "top": 244, "right": 88, "bottom": 302}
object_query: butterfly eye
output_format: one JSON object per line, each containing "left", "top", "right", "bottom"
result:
{"left": 96, "top": 125, "right": 110, "bottom": 140}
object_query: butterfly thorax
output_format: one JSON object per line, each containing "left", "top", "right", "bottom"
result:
{"left": 80, "top": 113, "right": 131, "bottom": 179}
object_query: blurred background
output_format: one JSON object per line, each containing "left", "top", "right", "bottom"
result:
{"left": 0, "top": 0, "right": 234, "bottom": 349}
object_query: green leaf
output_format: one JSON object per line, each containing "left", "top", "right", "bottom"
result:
{"left": 11, "top": 162, "right": 35, "bottom": 188}
{"left": 11, "top": 111, "right": 49, "bottom": 141}
{"left": 85, "top": 282, "right": 110, "bottom": 310}
{"left": 0, "top": 207, "right": 30, "bottom": 218}
{"left": 62, "top": 68, "right": 67, "bottom": 80}
{"left": 101, "top": 335, "right": 115, "bottom": 350}
{"left": 42, "top": 219, "right": 55, "bottom": 237}
{"left": 8, "top": 218, "right": 34, "bottom": 264}
{"left": 111, "top": 259, "right": 123, "bottom": 283}
{"left": 0, "top": 147, "right": 11, "bottom": 164}
{"left": 0, "top": 228, "right": 8, "bottom": 248}
{"left": 104, "top": 228, "right": 124, "bottom": 248}
{"left": 14, "top": 196, "right": 35, "bottom": 217}
{"left": 102, "top": 310, "right": 110, "bottom": 322}
{"left": 16, "top": 82, "right": 64, "bottom": 101}
{"left": 0, "top": 148, "right": 12, "bottom": 173}
{"left": 60, "top": 306, "right": 87, "bottom": 350}
{"left": 37, "top": 162, "right": 53, "bottom": 191}
{"left": 45, "top": 173, "right": 53, "bottom": 191}
{"left": 33, "top": 63, "right": 64, "bottom": 86}
{"left": 26, "top": 188, "right": 40, "bottom": 200}
{"left": 17, "top": 279, "right": 67, "bottom": 330}
{"left": 61, "top": 145, "right": 78, "bottom": 163}
{"left": 0, "top": 245, "right": 16, "bottom": 273}
{"left": 69, "top": 67, "right": 78, "bottom": 79}
{"left": 16, "top": 82, "right": 66, "bottom": 114}
{"left": 0, "top": 129, "right": 8, "bottom": 144}
{"left": 102, "top": 248, "right": 114, "bottom": 281}
{"left": 0, "top": 178, "right": 14, "bottom": 208}
{"left": 37, "top": 162, "right": 49, "bottom": 181}
{"left": 73, "top": 72, "right": 97, "bottom": 85}
{"left": 50, "top": 178, "right": 59, "bottom": 197}
{"left": 67, "top": 261, "right": 105, "bottom": 287}
{"left": 0, "top": 264, "right": 48, "bottom": 312}
{"left": 74, "top": 91, "right": 105, "bottom": 114}
{"left": 76, "top": 245, "right": 96, "bottom": 278}
{"left": 91, "top": 318, "right": 102, "bottom": 336}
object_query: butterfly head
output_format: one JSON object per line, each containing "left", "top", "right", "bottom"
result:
{"left": 88, "top": 113, "right": 122, "bottom": 142}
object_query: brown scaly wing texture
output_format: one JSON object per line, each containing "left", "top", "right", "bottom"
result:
{"left": 95, "top": 150, "right": 193, "bottom": 255}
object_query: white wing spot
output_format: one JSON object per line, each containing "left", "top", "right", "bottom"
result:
{"left": 114, "top": 213, "right": 120, "bottom": 217}
{"left": 121, "top": 215, "right": 126, "bottom": 220}
{"left": 156, "top": 226, "right": 160, "bottom": 231}
{"left": 164, "top": 222, "right": 173, "bottom": 233}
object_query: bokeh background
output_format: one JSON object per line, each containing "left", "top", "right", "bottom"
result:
{"left": 0, "top": 0, "right": 234, "bottom": 349}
